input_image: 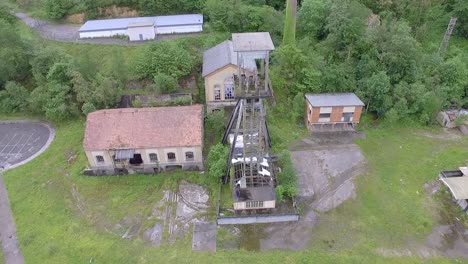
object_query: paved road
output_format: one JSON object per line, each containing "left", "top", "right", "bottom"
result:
{"left": 0, "top": 122, "right": 51, "bottom": 170}
{"left": 0, "top": 173, "right": 24, "bottom": 264}
{"left": 0, "top": 121, "right": 54, "bottom": 264}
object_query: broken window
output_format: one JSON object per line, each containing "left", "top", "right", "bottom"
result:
{"left": 185, "top": 151, "right": 194, "bottom": 161}
{"left": 167, "top": 152, "right": 176, "bottom": 161}
{"left": 129, "top": 154, "right": 143, "bottom": 165}
{"left": 214, "top": 87, "right": 221, "bottom": 100}
{"left": 149, "top": 153, "right": 158, "bottom": 163}
{"left": 96, "top": 155, "right": 104, "bottom": 164}
{"left": 112, "top": 155, "right": 124, "bottom": 163}
{"left": 246, "top": 200, "right": 264, "bottom": 208}
{"left": 224, "top": 77, "right": 235, "bottom": 99}
{"left": 319, "top": 113, "right": 331, "bottom": 119}
{"left": 342, "top": 112, "right": 354, "bottom": 122}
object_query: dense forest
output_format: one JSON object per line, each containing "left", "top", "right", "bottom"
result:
{"left": 0, "top": 0, "right": 467, "bottom": 125}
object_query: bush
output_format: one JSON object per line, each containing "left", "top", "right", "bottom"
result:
{"left": 275, "top": 150, "right": 298, "bottom": 200}
{"left": 44, "top": 0, "right": 73, "bottom": 19}
{"left": 207, "top": 143, "right": 229, "bottom": 181}
{"left": 153, "top": 73, "right": 178, "bottom": 94}
{"left": 292, "top": 92, "right": 305, "bottom": 123}
{"left": 0, "top": 82, "right": 30, "bottom": 113}
{"left": 81, "top": 102, "right": 96, "bottom": 115}
{"left": 133, "top": 42, "right": 194, "bottom": 80}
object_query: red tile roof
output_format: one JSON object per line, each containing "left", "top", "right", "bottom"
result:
{"left": 83, "top": 105, "right": 203, "bottom": 151}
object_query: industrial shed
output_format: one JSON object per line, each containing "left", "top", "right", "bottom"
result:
{"left": 305, "top": 93, "right": 365, "bottom": 131}
{"left": 78, "top": 14, "right": 203, "bottom": 41}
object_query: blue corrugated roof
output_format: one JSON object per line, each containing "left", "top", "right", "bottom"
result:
{"left": 79, "top": 14, "right": 203, "bottom": 32}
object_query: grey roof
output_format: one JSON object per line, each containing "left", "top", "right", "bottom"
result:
{"left": 234, "top": 186, "right": 276, "bottom": 202}
{"left": 305, "top": 93, "right": 365, "bottom": 107}
{"left": 232, "top": 32, "right": 275, "bottom": 52}
{"left": 128, "top": 21, "right": 154, "bottom": 27}
{"left": 202, "top": 40, "right": 257, "bottom": 77}
{"left": 79, "top": 14, "right": 203, "bottom": 32}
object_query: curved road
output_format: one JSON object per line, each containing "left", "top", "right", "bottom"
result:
{"left": 0, "top": 120, "right": 55, "bottom": 264}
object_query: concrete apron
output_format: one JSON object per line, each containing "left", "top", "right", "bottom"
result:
{"left": 0, "top": 172, "right": 25, "bottom": 264}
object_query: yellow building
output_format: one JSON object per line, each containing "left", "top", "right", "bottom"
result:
{"left": 202, "top": 40, "right": 256, "bottom": 111}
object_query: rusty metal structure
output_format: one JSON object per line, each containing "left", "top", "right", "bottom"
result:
{"left": 221, "top": 32, "right": 277, "bottom": 211}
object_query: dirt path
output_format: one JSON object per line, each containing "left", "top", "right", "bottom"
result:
{"left": 0, "top": 173, "right": 24, "bottom": 264}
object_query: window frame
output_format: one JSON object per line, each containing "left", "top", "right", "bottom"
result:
{"left": 185, "top": 151, "right": 194, "bottom": 161}
{"left": 95, "top": 155, "right": 105, "bottom": 164}
{"left": 167, "top": 152, "right": 176, "bottom": 162}
{"left": 246, "top": 200, "right": 264, "bottom": 208}
{"left": 214, "top": 86, "right": 221, "bottom": 101}
{"left": 149, "top": 153, "right": 158, "bottom": 163}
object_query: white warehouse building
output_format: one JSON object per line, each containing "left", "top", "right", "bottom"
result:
{"left": 78, "top": 14, "right": 203, "bottom": 41}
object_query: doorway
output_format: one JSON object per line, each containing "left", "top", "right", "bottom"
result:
{"left": 139, "top": 34, "right": 143, "bottom": 41}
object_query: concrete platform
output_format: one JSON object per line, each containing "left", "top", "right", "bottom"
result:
{"left": 192, "top": 222, "right": 217, "bottom": 252}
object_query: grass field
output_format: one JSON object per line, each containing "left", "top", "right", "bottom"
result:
{"left": 1, "top": 113, "right": 466, "bottom": 263}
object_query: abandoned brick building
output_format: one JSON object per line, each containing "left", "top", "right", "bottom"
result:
{"left": 83, "top": 105, "right": 203, "bottom": 175}
{"left": 305, "top": 93, "right": 365, "bottom": 131}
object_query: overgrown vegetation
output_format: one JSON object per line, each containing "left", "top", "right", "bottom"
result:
{"left": 2, "top": 114, "right": 466, "bottom": 263}
{"left": 275, "top": 0, "right": 468, "bottom": 126}
{"left": 207, "top": 143, "right": 229, "bottom": 181}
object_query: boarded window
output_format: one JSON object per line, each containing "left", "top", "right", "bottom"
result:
{"left": 167, "top": 152, "right": 176, "bottom": 161}
{"left": 149, "top": 153, "right": 158, "bottom": 162}
{"left": 246, "top": 200, "right": 264, "bottom": 208}
{"left": 96, "top": 155, "right": 104, "bottom": 164}
{"left": 185, "top": 151, "right": 194, "bottom": 161}
{"left": 319, "top": 107, "right": 332, "bottom": 113}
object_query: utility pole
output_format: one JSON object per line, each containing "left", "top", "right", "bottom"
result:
{"left": 439, "top": 17, "right": 457, "bottom": 56}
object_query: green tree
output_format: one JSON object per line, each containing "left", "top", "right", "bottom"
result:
{"left": 0, "top": 82, "right": 30, "bottom": 113}
{"left": 324, "top": 0, "right": 371, "bottom": 60}
{"left": 297, "top": 0, "right": 330, "bottom": 40}
{"left": 205, "top": 109, "right": 225, "bottom": 142}
{"left": 358, "top": 71, "right": 392, "bottom": 115}
{"left": 292, "top": 92, "right": 305, "bottom": 123}
{"left": 0, "top": 19, "right": 31, "bottom": 87}
{"left": 453, "top": 0, "right": 468, "bottom": 38}
{"left": 91, "top": 74, "right": 122, "bottom": 109}
{"left": 207, "top": 143, "right": 229, "bottom": 180}
{"left": 30, "top": 46, "right": 70, "bottom": 84}
{"left": 44, "top": 0, "right": 73, "bottom": 19}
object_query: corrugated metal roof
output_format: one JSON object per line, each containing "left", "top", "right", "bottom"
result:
{"left": 232, "top": 32, "right": 275, "bottom": 52}
{"left": 441, "top": 177, "right": 468, "bottom": 200}
{"left": 79, "top": 14, "right": 203, "bottom": 32}
{"left": 202, "top": 40, "right": 257, "bottom": 77}
{"left": 305, "top": 93, "right": 365, "bottom": 107}
{"left": 128, "top": 21, "right": 154, "bottom": 27}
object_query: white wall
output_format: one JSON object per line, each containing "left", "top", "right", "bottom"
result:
{"left": 156, "top": 25, "right": 203, "bottom": 34}
{"left": 127, "top": 26, "right": 155, "bottom": 41}
{"left": 79, "top": 29, "right": 127, "bottom": 39}
{"left": 79, "top": 24, "right": 202, "bottom": 39}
